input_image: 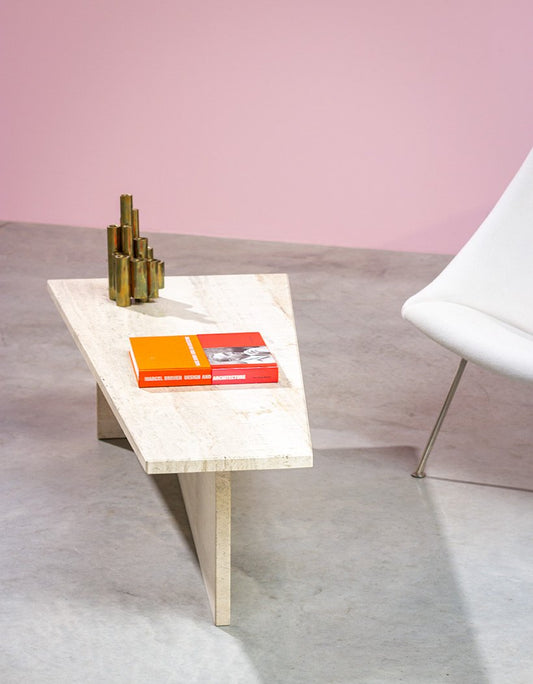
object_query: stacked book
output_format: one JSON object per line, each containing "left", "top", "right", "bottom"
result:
{"left": 129, "top": 332, "right": 278, "bottom": 388}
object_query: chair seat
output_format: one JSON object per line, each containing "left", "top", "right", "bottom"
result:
{"left": 402, "top": 300, "right": 533, "bottom": 383}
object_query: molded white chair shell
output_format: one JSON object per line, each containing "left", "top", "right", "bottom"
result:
{"left": 402, "top": 147, "right": 533, "bottom": 476}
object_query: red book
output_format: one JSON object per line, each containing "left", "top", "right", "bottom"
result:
{"left": 197, "top": 332, "right": 279, "bottom": 385}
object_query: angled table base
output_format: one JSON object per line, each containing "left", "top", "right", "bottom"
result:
{"left": 97, "top": 383, "right": 232, "bottom": 625}
{"left": 177, "top": 470, "right": 231, "bottom": 626}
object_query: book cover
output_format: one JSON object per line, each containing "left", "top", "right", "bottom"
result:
{"left": 129, "top": 332, "right": 278, "bottom": 387}
{"left": 197, "top": 332, "right": 279, "bottom": 385}
{"left": 129, "top": 335, "right": 212, "bottom": 387}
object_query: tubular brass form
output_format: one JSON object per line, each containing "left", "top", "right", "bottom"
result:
{"left": 411, "top": 357, "right": 468, "bottom": 478}
{"left": 147, "top": 259, "right": 159, "bottom": 299}
{"left": 114, "top": 253, "right": 131, "bottom": 307}
{"left": 130, "top": 257, "right": 148, "bottom": 302}
{"left": 106, "top": 194, "right": 164, "bottom": 304}
{"left": 120, "top": 194, "right": 133, "bottom": 228}
{"left": 134, "top": 236, "right": 148, "bottom": 259}
{"left": 132, "top": 208, "right": 140, "bottom": 239}
{"left": 107, "top": 224, "right": 120, "bottom": 300}
{"left": 120, "top": 224, "right": 133, "bottom": 257}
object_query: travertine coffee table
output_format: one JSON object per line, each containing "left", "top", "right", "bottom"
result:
{"left": 47, "top": 274, "right": 312, "bottom": 625}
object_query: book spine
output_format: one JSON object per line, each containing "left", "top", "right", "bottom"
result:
{"left": 138, "top": 370, "right": 212, "bottom": 388}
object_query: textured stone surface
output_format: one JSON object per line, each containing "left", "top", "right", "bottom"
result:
{"left": 47, "top": 274, "right": 312, "bottom": 473}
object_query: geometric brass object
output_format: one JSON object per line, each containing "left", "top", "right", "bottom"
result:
{"left": 120, "top": 194, "right": 133, "bottom": 229}
{"left": 106, "top": 194, "right": 165, "bottom": 306}
{"left": 107, "top": 224, "right": 120, "bottom": 300}
{"left": 132, "top": 208, "right": 140, "bottom": 239}
{"left": 147, "top": 259, "right": 159, "bottom": 299}
{"left": 133, "top": 236, "right": 148, "bottom": 259}
{"left": 130, "top": 257, "right": 148, "bottom": 302}
{"left": 114, "top": 253, "right": 131, "bottom": 307}
{"left": 120, "top": 224, "right": 133, "bottom": 257}
{"left": 157, "top": 259, "right": 165, "bottom": 289}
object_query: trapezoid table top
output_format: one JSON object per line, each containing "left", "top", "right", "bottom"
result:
{"left": 47, "top": 273, "right": 313, "bottom": 475}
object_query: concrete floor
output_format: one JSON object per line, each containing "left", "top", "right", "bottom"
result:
{"left": 1, "top": 221, "right": 533, "bottom": 683}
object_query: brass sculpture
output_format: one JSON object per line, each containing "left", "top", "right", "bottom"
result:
{"left": 106, "top": 195, "right": 165, "bottom": 306}
{"left": 114, "top": 253, "right": 131, "bottom": 307}
{"left": 106, "top": 224, "right": 120, "bottom": 300}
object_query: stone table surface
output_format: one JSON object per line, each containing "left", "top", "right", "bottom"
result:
{"left": 47, "top": 273, "right": 313, "bottom": 475}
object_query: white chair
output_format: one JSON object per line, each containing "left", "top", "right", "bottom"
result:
{"left": 402, "top": 147, "right": 533, "bottom": 477}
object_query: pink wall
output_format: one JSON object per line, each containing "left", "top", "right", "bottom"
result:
{"left": 1, "top": 1, "right": 532, "bottom": 254}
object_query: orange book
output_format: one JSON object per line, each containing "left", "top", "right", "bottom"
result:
{"left": 129, "top": 335, "right": 212, "bottom": 388}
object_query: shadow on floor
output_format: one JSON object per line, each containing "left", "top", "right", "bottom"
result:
{"left": 100, "top": 438, "right": 197, "bottom": 559}
{"left": 223, "top": 447, "right": 489, "bottom": 684}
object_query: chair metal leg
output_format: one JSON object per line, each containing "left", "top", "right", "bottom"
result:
{"left": 411, "top": 358, "right": 468, "bottom": 478}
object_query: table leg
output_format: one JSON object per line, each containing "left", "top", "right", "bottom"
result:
{"left": 177, "top": 471, "right": 231, "bottom": 626}
{"left": 96, "top": 383, "right": 231, "bottom": 625}
{"left": 96, "top": 384, "right": 125, "bottom": 439}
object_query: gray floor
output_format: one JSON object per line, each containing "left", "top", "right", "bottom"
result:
{"left": 1, "top": 222, "right": 532, "bottom": 684}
